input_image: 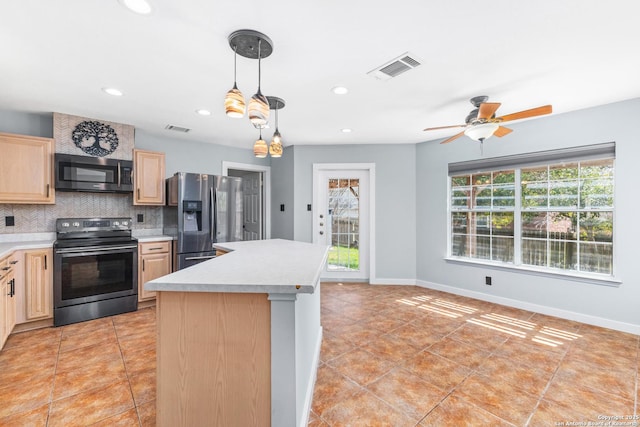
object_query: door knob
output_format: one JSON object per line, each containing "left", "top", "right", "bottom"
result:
{"left": 319, "top": 214, "right": 324, "bottom": 219}
{"left": 319, "top": 231, "right": 324, "bottom": 235}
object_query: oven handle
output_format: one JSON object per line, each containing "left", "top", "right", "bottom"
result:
{"left": 55, "top": 244, "right": 138, "bottom": 254}
{"left": 184, "top": 255, "right": 216, "bottom": 261}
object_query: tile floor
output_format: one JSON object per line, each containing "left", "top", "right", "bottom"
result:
{"left": 0, "top": 307, "right": 156, "bottom": 426}
{"left": 0, "top": 284, "right": 638, "bottom": 426}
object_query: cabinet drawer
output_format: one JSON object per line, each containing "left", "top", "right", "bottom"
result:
{"left": 140, "top": 241, "right": 170, "bottom": 255}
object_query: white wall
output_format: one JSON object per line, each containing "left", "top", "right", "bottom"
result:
{"left": 416, "top": 98, "right": 640, "bottom": 331}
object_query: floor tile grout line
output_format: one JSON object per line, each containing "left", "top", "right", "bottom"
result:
{"left": 45, "top": 329, "right": 64, "bottom": 427}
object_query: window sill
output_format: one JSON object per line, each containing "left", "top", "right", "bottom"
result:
{"left": 444, "top": 257, "right": 622, "bottom": 287}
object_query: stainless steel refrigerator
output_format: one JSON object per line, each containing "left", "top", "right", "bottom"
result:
{"left": 164, "top": 172, "right": 243, "bottom": 270}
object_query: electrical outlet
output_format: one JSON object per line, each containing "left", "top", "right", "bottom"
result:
{"left": 137, "top": 214, "right": 144, "bottom": 223}
{"left": 485, "top": 276, "right": 492, "bottom": 286}
{"left": 5, "top": 216, "right": 15, "bottom": 226}
{"left": 307, "top": 204, "right": 312, "bottom": 211}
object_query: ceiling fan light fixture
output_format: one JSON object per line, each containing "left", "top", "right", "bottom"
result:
{"left": 464, "top": 122, "right": 499, "bottom": 142}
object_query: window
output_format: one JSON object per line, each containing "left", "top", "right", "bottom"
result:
{"left": 448, "top": 143, "right": 615, "bottom": 278}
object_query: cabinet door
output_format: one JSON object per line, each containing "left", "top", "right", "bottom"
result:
{"left": 24, "top": 249, "right": 53, "bottom": 320}
{"left": 134, "top": 149, "right": 165, "bottom": 205}
{"left": 0, "top": 280, "right": 7, "bottom": 348}
{"left": 139, "top": 253, "right": 170, "bottom": 301}
{"left": 0, "top": 132, "right": 55, "bottom": 204}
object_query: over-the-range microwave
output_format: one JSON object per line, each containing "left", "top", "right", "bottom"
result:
{"left": 55, "top": 153, "right": 133, "bottom": 193}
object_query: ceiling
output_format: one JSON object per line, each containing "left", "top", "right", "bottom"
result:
{"left": 1, "top": 1, "right": 639, "bottom": 150}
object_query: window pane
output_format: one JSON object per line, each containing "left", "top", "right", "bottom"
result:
{"left": 474, "top": 212, "right": 490, "bottom": 235}
{"left": 474, "top": 187, "right": 492, "bottom": 208}
{"left": 451, "top": 187, "right": 471, "bottom": 208}
{"left": 474, "top": 236, "right": 491, "bottom": 260}
{"left": 452, "top": 234, "right": 469, "bottom": 257}
{"left": 492, "top": 212, "right": 514, "bottom": 237}
{"left": 451, "top": 175, "right": 471, "bottom": 187}
{"left": 549, "top": 179, "right": 579, "bottom": 208}
{"left": 522, "top": 212, "right": 547, "bottom": 239}
{"left": 492, "top": 237, "right": 514, "bottom": 262}
{"left": 548, "top": 212, "right": 577, "bottom": 241}
{"left": 580, "top": 243, "right": 613, "bottom": 274}
{"left": 522, "top": 238, "right": 547, "bottom": 266}
{"left": 522, "top": 166, "right": 548, "bottom": 208}
{"left": 452, "top": 212, "right": 468, "bottom": 234}
{"left": 580, "top": 178, "right": 613, "bottom": 209}
{"left": 579, "top": 212, "right": 613, "bottom": 243}
{"left": 493, "top": 170, "right": 515, "bottom": 207}
{"left": 549, "top": 241, "right": 577, "bottom": 270}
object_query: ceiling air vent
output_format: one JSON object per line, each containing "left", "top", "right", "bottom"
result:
{"left": 165, "top": 124, "right": 191, "bottom": 133}
{"left": 367, "top": 52, "right": 422, "bottom": 81}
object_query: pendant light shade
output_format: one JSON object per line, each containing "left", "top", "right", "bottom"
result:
{"left": 248, "top": 39, "right": 270, "bottom": 128}
{"left": 253, "top": 129, "right": 268, "bottom": 158}
{"left": 224, "top": 47, "right": 245, "bottom": 118}
{"left": 248, "top": 91, "right": 270, "bottom": 128}
{"left": 267, "top": 96, "right": 285, "bottom": 158}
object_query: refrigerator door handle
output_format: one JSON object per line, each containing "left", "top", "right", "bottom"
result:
{"left": 210, "top": 186, "right": 215, "bottom": 243}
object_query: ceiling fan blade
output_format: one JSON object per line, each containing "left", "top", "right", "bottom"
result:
{"left": 496, "top": 105, "right": 552, "bottom": 122}
{"left": 493, "top": 126, "right": 513, "bottom": 137}
{"left": 424, "top": 124, "right": 466, "bottom": 131}
{"left": 440, "top": 131, "right": 465, "bottom": 144}
{"left": 477, "top": 102, "right": 501, "bottom": 120}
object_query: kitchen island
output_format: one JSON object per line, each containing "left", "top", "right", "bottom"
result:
{"left": 145, "top": 239, "right": 329, "bottom": 427}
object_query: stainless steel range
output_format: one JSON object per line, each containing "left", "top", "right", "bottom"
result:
{"left": 53, "top": 217, "right": 138, "bottom": 326}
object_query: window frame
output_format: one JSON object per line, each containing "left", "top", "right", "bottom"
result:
{"left": 446, "top": 145, "right": 618, "bottom": 286}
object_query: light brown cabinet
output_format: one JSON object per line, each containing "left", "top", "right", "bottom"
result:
{"left": 0, "top": 132, "right": 55, "bottom": 204}
{"left": 133, "top": 149, "right": 165, "bottom": 205}
{"left": 138, "top": 241, "right": 171, "bottom": 301}
{"left": 24, "top": 249, "right": 53, "bottom": 320}
{"left": 1, "top": 253, "right": 17, "bottom": 349}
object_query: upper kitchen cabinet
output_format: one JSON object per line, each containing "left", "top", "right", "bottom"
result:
{"left": 0, "top": 132, "right": 55, "bottom": 204}
{"left": 133, "top": 149, "right": 165, "bottom": 205}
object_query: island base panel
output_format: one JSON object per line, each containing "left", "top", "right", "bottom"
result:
{"left": 156, "top": 291, "right": 271, "bottom": 427}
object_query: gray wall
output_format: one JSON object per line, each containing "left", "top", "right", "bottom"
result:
{"left": 0, "top": 110, "right": 53, "bottom": 137}
{"left": 416, "top": 98, "right": 640, "bottom": 327}
{"left": 271, "top": 146, "right": 295, "bottom": 240}
{"left": 291, "top": 144, "right": 417, "bottom": 281}
{"left": 134, "top": 130, "right": 269, "bottom": 178}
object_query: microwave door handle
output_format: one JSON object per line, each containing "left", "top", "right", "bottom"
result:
{"left": 117, "top": 161, "right": 121, "bottom": 188}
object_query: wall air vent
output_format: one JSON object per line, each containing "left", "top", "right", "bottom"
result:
{"left": 367, "top": 52, "right": 422, "bottom": 81}
{"left": 165, "top": 124, "right": 191, "bottom": 133}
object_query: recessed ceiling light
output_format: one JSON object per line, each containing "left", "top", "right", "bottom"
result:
{"left": 102, "top": 87, "right": 123, "bottom": 96}
{"left": 118, "top": 0, "right": 153, "bottom": 15}
{"left": 341, "top": 128, "right": 352, "bottom": 133}
{"left": 332, "top": 86, "right": 348, "bottom": 95}
{"left": 196, "top": 109, "right": 211, "bottom": 116}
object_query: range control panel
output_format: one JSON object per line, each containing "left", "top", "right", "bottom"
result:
{"left": 56, "top": 217, "right": 132, "bottom": 232}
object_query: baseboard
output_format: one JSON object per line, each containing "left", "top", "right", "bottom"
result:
{"left": 369, "top": 278, "right": 417, "bottom": 286}
{"left": 416, "top": 279, "right": 640, "bottom": 335}
{"left": 300, "top": 326, "right": 323, "bottom": 427}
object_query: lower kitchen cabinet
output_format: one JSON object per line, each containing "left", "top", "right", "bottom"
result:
{"left": 1, "top": 253, "right": 17, "bottom": 349}
{"left": 24, "top": 249, "right": 53, "bottom": 321}
{"left": 139, "top": 241, "right": 171, "bottom": 301}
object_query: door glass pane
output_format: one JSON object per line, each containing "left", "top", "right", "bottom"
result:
{"left": 327, "top": 178, "right": 360, "bottom": 271}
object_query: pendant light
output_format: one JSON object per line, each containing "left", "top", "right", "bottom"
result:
{"left": 224, "top": 46, "right": 245, "bottom": 118}
{"left": 267, "top": 96, "right": 285, "bottom": 158}
{"left": 247, "top": 39, "right": 270, "bottom": 128}
{"left": 253, "top": 128, "right": 268, "bottom": 158}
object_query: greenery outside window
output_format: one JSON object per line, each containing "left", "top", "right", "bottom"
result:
{"left": 449, "top": 151, "right": 614, "bottom": 277}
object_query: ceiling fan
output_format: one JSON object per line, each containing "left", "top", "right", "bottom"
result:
{"left": 424, "top": 96, "right": 552, "bottom": 145}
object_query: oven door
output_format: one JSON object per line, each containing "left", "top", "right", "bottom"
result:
{"left": 54, "top": 243, "right": 138, "bottom": 309}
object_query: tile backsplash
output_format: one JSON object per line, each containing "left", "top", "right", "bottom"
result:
{"left": 0, "top": 192, "right": 161, "bottom": 234}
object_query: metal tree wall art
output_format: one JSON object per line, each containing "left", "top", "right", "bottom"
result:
{"left": 71, "top": 120, "right": 120, "bottom": 156}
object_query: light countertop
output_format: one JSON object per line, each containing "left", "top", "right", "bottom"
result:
{"left": 145, "top": 239, "right": 329, "bottom": 294}
{"left": 136, "top": 235, "right": 173, "bottom": 243}
{"left": 0, "top": 240, "right": 55, "bottom": 259}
